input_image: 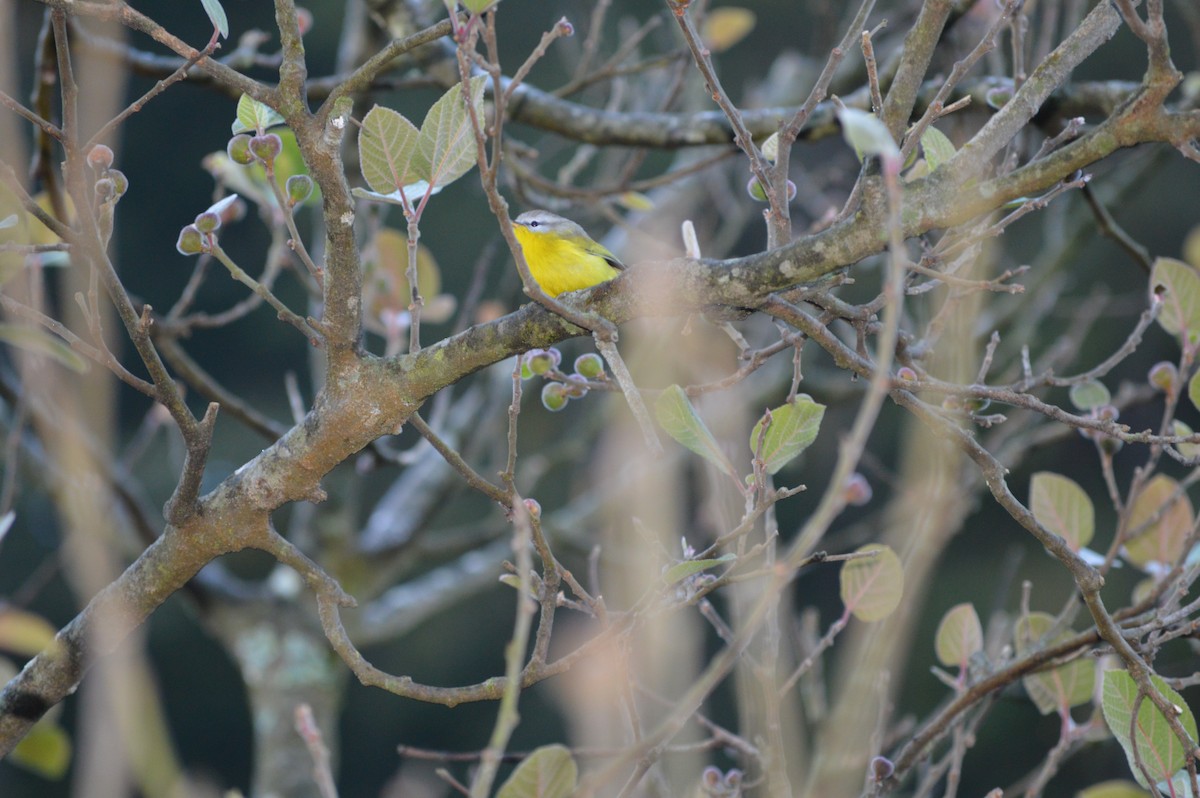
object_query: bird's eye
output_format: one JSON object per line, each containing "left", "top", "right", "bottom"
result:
{"left": 529, "top": 221, "right": 539, "bottom": 228}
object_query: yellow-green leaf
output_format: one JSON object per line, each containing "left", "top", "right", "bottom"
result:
{"left": 1101, "top": 669, "right": 1197, "bottom": 789}
{"left": 1077, "top": 780, "right": 1151, "bottom": 798}
{"left": 839, "top": 544, "right": 903, "bottom": 622}
{"left": 497, "top": 744, "right": 577, "bottom": 798}
{"left": 662, "top": 554, "right": 736, "bottom": 586}
{"left": 415, "top": 75, "right": 487, "bottom": 188}
{"left": 0, "top": 324, "right": 87, "bottom": 373}
{"left": 616, "top": 191, "right": 654, "bottom": 211}
{"left": 934, "top": 603, "right": 982, "bottom": 669}
{"left": 10, "top": 721, "right": 71, "bottom": 779}
{"left": 1030, "top": 472, "right": 1094, "bottom": 551}
{"left": 232, "top": 94, "right": 284, "bottom": 135}
{"left": 0, "top": 608, "right": 58, "bottom": 657}
{"left": 1152, "top": 257, "right": 1200, "bottom": 347}
{"left": 1014, "top": 612, "right": 1094, "bottom": 714}
{"left": 1125, "top": 474, "right": 1192, "bottom": 570}
{"left": 359, "top": 106, "right": 422, "bottom": 195}
{"left": 1172, "top": 420, "right": 1200, "bottom": 460}
{"left": 919, "top": 126, "right": 955, "bottom": 172}
{"left": 1069, "top": 380, "right": 1111, "bottom": 411}
{"left": 655, "top": 385, "right": 735, "bottom": 475}
{"left": 701, "top": 7, "right": 756, "bottom": 52}
{"left": 749, "top": 395, "right": 825, "bottom": 475}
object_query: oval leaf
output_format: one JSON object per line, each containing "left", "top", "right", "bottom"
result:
{"left": 201, "top": 0, "right": 229, "bottom": 39}
{"left": 1030, "top": 472, "right": 1094, "bottom": 551}
{"left": 1125, "top": 474, "right": 1193, "bottom": 571}
{"left": 920, "top": 126, "right": 955, "bottom": 172}
{"left": 934, "top": 603, "right": 982, "bottom": 669}
{"left": 1069, "top": 380, "right": 1111, "bottom": 411}
{"left": 839, "top": 544, "right": 904, "bottom": 622}
{"left": 1152, "top": 257, "right": 1200, "bottom": 346}
{"left": 1014, "top": 612, "right": 1094, "bottom": 714}
{"left": 836, "top": 106, "right": 899, "bottom": 161}
{"left": 663, "top": 554, "right": 736, "bottom": 586}
{"left": 415, "top": 75, "right": 487, "bottom": 188}
{"left": 0, "top": 324, "right": 87, "bottom": 373}
{"left": 1101, "top": 669, "right": 1198, "bottom": 789}
{"left": 232, "top": 93, "right": 284, "bottom": 135}
{"left": 701, "top": 7, "right": 756, "bottom": 52}
{"left": 1172, "top": 420, "right": 1200, "bottom": 460}
{"left": 1077, "top": 780, "right": 1152, "bottom": 798}
{"left": 655, "top": 385, "right": 735, "bottom": 475}
{"left": 749, "top": 395, "right": 826, "bottom": 475}
{"left": 0, "top": 608, "right": 58, "bottom": 657}
{"left": 497, "top": 744, "right": 577, "bottom": 798}
{"left": 359, "top": 106, "right": 422, "bottom": 195}
{"left": 10, "top": 721, "right": 71, "bottom": 779}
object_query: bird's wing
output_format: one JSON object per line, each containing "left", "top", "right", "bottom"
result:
{"left": 587, "top": 240, "right": 626, "bottom": 271}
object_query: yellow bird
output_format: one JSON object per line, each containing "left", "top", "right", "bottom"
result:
{"left": 512, "top": 210, "right": 625, "bottom": 297}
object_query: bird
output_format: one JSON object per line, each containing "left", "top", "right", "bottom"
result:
{"left": 511, "top": 210, "right": 625, "bottom": 297}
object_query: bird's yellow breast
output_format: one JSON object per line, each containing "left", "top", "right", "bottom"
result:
{"left": 513, "top": 226, "right": 622, "bottom": 297}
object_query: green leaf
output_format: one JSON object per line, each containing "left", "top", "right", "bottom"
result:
{"left": 497, "top": 744, "right": 577, "bottom": 798}
{"left": 415, "top": 76, "right": 487, "bottom": 188}
{"left": 700, "top": 7, "right": 757, "bottom": 52}
{"left": 655, "top": 385, "right": 735, "bottom": 475}
{"left": 1077, "top": 780, "right": 1152, "bottom": 798}
{"left": 934, "top": 603, "right": 982, "bottom": 669}
{"left": 200, "top": 0, "right": 229, "bottom": 38}
{"left": 0, "top": 324, "right": 87, "bottom": 373}
{"left": 920, "top": 126, "right": 955, "bottom": 172}
{"left": 10, "top": 721, "right": 71, "bottom": 779}
{"left": 232, "top": 94, "right": 284, "bottom": 135}
{"left": 462, "top": 0, "right": 499, "bottom": 12}
{"left": 662, "top": 554, "right": 736, "bottom": 586}
{"left": 760, "top": 131, "right": 780, "bottom": 163}
{"left": 839, "top": 544, "right": 903, "bottom": 622}
{"left": 0, "top": 608, "right": 58, "bottom": 657}
{"left": 1101, "top": 669, "right": 1198, "bottom": 789}
{"left": 836, "top": 106, "right": 899, "bottom": 161}
{"left": 359, "top": 106, "right": 423, "bottom": 196}
{"left": 1172, "top": 420, "right": 1200, "bottom": 460}
{"left": 1188, "top": 370, "right": 1200, "bottom": 416}
{"left": 1125, "top": 474, "right": 1193, "bottom": 570}
{"left": 1014, "top": 612, "right": 1095, "bottom": 714}
{"left": 1030, "top": 472, "right": 1094, "bottom": 551}
{"left": 1069, "top": 380, "right": 1111, "bottom": 410}
{"left": 497, "top": 574, "right": 537, "bottom": 598}
{"left": 749, "top": 395, "right": 826, "bottom": 475}
{"left": 1152, "top": 257, "right": 1200, "bottom": 347}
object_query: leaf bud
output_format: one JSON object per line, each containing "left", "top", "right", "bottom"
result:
{"left": 541, "top": 382, "right": 568, "bottom": 412}
{"left": 574, "top": 352, "right": 604, "bottom": 379}
{"left": 176, "top": 224, "right": 205, "bottom": 255}
{"left": 523, "top": 498, "right": 541, "bottom": 520}
{"left": 194, "top": 211, "right": 222, "bottom": 234}
{"left": 1148, "top": 361, "right": 1177, "bottom": 393}
{"left": 746, "top": 177, "right": 768, "bottom": 202}
{"left": 524, "top": 348, "right": 559, "bottom": 376}
{"left": 106, "top": 169, "right": 129, "bottom": 197}
{"left": 286, "top": 174, "right": 314, "bottom": 206}
{"left": 227, "top": 133, "right": 255, "bottom": 165}
{"left": 86, "top": 144, "right": 114, "bottom": 170}
{"left": 843, "top": 472, "right": 873, "bottom": 506}
{"left": 249, "top": 133, "right": 283, "bottom": 163}
{"left": 94, "top": 177, "right": 116, "bottom": 203}
{"left": 869, "top": 756, "right": 895, "bottom": 781}
{"left": 562, "top": 374, "right": 589, "bottom": 398}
